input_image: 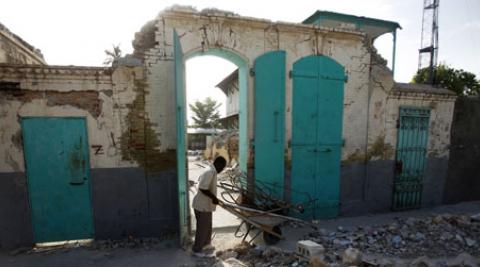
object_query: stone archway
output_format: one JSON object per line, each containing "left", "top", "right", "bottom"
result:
{"left": 136, "top": 7, "right": 368, "bottom": 243}
{"left": 184, "top": 48, "right": 250, "bottom": 172}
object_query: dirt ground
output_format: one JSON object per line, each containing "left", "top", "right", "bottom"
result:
{"left": 1, "top": 201, "right": 479, "bottom": 266}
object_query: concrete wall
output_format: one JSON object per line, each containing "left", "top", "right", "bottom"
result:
{"left": 0, "top": 172, "right": 33, "bottom": 248}
{"left": 135, "top": 7, "right": 370, "bottom": 165}
{"left": 134, "top": 7, "right": 456, "bottom": 216}
{"left": 0, "top": 64, "right": 178, "bottom": 249}
{"left": 444, "top": 97, "right": 480, "bottom": 203}
{"left": 339, "top": 61, "right": 456, "bottom": 215}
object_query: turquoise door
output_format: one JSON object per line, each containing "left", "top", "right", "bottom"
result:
{"left": 174, "top": 29, "right": 189, "bottom": 244}
{"left": 291, "top": 55, "right": 345, "bottom": 219}
{"left": 392, "top": 107, "right": 430, "bottom": 210}
{"left": 22, "top": 117, "right": 94, "bottom": 243}
{"left": 254, "top": 51, "right": 286, "bottom": 200}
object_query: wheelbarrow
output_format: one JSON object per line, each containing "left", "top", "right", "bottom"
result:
{"left": 218, "top": 201, "right": 316, "bottom": 245}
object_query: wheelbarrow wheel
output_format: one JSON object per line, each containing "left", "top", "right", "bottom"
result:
{"left": 263, "top": 225, "right": 282, "bottom": 245}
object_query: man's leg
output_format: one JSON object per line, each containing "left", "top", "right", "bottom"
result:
{"left": 205, "top": 211, "right": 212, "bottom": 245}
{"left": 193, "top": 209, "right": 210, "bottom": 253}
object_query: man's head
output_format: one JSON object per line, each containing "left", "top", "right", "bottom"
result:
{"left": 213, "top": 156, "right": 227, "bottom": 174}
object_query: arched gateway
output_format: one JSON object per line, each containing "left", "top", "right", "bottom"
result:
{"left": 158, "top": 8, "right": 360, "bottom": 242}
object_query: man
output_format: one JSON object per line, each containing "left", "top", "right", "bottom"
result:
{"left": 191, "top": 156, "right": 226, "bottom": 257}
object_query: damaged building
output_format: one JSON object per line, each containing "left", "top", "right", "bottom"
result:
{"left": 0, "top": 7, "right": 473, "bottom": 249}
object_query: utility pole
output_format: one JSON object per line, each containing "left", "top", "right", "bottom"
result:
{"left": 418, "top": 0, "right": 439, "bottom": 85}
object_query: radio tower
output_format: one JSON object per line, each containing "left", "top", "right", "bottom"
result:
{"left": 418, "top": 0, "right": 439, "bottom": 85}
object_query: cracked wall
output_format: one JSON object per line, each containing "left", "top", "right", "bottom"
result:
{"left": 132, "top": 7, "right": 456, "bottom": 215}
{"left": 338, "top": 56, "right": 457, "bottom": 214}
{"left": 119, "top": 78, "right": 176, "bottom": 172}
{"left": 138, "top": 7, "right": 455, "bottom": 167}
{"left": 366, "top": 62, "right": 456, "bottom": 162}
{"left": 134, "top": 7, "right": 371, "bottom": 164}
{"left": 0, "top": 63, "right": 179, "bottom": 247}
{"left": 0, "top": 23, "right": 45, "bottom": 65}
{"left": 0, "top": 64, "right": 141, "bottom": 172}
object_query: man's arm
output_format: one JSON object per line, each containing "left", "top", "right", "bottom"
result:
{"left": 200, "top": 189, "right": 219, "bottom": 205}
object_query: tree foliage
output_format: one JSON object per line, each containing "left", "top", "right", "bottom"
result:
{"left": 189, "top": 97, "right": 222, "bottom": 128}
{"left": 412, "top": 64, "right": 480, "bottom": 96}
{"left": 103, "top": 44, "right": 122, "bottom": 66}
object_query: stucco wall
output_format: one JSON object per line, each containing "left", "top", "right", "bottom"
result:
{"left": 339, "top": 61, "right": 456, "bottom": 215}
{"left": 0, "top": 64, "right": 178, "bottom": 248}
{"left": 137, "top": 7, "right": 370, "bottom": 163}
{"left": 134, "top": 7, "right": 456, "bottom": 215}
{"left": 0, "top": 65, "right": 121, "bottom": 172}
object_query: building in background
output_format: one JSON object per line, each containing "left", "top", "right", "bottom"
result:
{"left": 187, "top": 128, "right": 222, "bottom": 151}
{"left": 216, "top": 69, "right": 239, "bottom": 129}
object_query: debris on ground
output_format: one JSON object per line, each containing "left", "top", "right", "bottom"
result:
{"left": 341, "top": 247, "right": 362, "bottom": 266}
{"left": 306, "top": 213, "right": 480, "bottom": 258}
{"left": 297, "top": 240, "right": 325, "bottom": 260}
{"left": 5, "top": 213, "right": 480, "bottom": 266}
{"left": 7, "top": 236, "right": 173, "bottom": 257}
{"left": 219, "top": 242, "right": 299, "bottom": 267}
{"left": 214, "top": 213, "right": 480, "bottom": 267}
{"left": 89, "top": 237, "right": 164, "bottom": 250}
{"left": 214, "top": 257, "right": 248, "bottom": 267}
{"left": 8, "top": 247, "right": 31, "bottom": 256}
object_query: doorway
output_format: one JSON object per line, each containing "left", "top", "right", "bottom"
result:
{"left": 22, "top": 117, "right": 94, "bottom": 243}
{"left": 392, "top": 107, "right": 430, "bottom": 210}
{"left": 290, "top": 55, "right": 345, "bottom": 219}
{"left": 174, "top": 30, "right": 250, "bottom": 242}
{"left": 185, "top": 55, "right": 241, "bottom": 230}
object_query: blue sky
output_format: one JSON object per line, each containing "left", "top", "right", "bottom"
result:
{"left": 2, "top": 0, "right": 479, "bottom": 119}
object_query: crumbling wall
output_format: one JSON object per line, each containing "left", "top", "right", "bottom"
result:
{"left": 134, "top": 7, "right": 428, "bottom": 218}
{"left": 133, "top": 7, "right": 370, "bottom": 166}
{"left": 339, "top": 56, "right": 456, "bottom": 215}
{"left": 387, "top": 90, "right": 455, "bottom": 209}
{"left": 0, "top": 64, "right": 178, "bottom": 248}
{"left": 131, "top": 7, "right": 456, "bottom": 219}
{"left": 0, "top": 24, "right": 45, "bottom": 65}
{"left": 0, "top": 65, "right": 122, "bottom": 172}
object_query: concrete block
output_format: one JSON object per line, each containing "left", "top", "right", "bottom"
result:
{"left": 296, "top": 240, "right": 325, "bottom": 260}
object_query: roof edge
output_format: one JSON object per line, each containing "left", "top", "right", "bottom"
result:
{"left": 303, "top": 10, "right": 402, "bottom": 30}
{"left": 393, "top": 82, "right": 457, "bottom": 96}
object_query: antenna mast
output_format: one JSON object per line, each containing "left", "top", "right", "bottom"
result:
{"left": 418, "top": 0, "right": 439, "bottom": 84}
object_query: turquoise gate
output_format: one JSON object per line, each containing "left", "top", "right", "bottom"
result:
{"left": 392, "top": 107, "right": 430, "bottom": 210}
{"left": 254, "top": 51, "right": 286, "bottom": 200}
{"left": 22, "top": 117, "right": 94, "bottom": 243}
{"left": 291, "top": 55, "right": 345, "bottom": 219}
{"left": 174, "top": 30, "right": 189, "bottom": 244}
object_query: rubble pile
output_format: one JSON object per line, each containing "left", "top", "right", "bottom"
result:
{"left": 217, "top": 242, "right": 299, "bottom": 267}
{"left": 90, "top": 237, "right": 163, "bottom": 250}
{"left": 215, "top": 214, "right": 480, "bottom": 266}
{"left": 306, "top": 214, "right": 480, "bottom": 258}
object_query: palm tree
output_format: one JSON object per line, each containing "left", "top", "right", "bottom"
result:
{"left": 103, "top": 44, "right": 122, "bottom": 66}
